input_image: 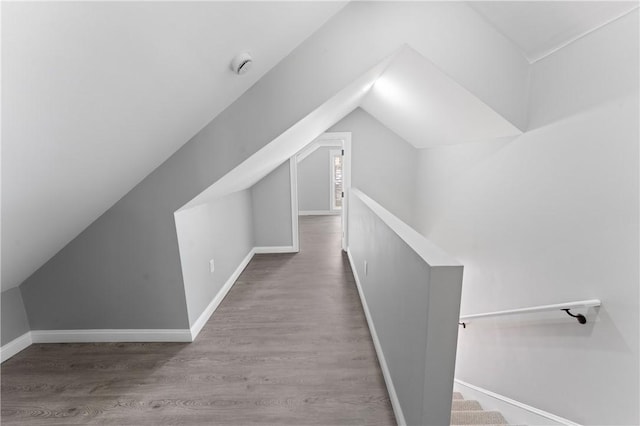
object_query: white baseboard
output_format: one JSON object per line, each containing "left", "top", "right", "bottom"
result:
{"left": 30, "top": 329, "right": 193, "bottom": 343}
{"left": 347, "top": 249, "right": 406, "bottom": 426}
{"left": 454, "top": 379, "right": 581, "bottom": 426}
{"left": 1, "top": 332, "right": 33, "bottom": 363}
{"left": 1, "top": 245, "right": 284, "bottom": 362}
{"left": 190, "top": 248, "right": 255, "bottom": 340}
{"left": 254, "top": 246, "right": 298, "bottom": 254}
{"left": 298, "top": 210, "right": 340, "bottom": 216}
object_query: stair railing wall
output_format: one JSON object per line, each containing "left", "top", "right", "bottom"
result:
{"left": 346, "top": 188, "right": 464, "bottom": 426}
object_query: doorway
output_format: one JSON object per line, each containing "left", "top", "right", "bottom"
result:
{"left": 293, "top": 132, "right": 351, "bottom": 251}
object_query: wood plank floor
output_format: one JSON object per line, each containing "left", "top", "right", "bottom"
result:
{"left": 1, "top": 216, "right": 395, "bottom": 425}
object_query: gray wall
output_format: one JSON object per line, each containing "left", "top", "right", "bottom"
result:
{"left": 298, "top": 147, "right": 335, "bottom": 212}
{"left": 414, "top": 12, "right": 639, "bottom": 425}
{"left": 1, "top": 288, "right": 30, "bottom": 345}
{"left": 348, "top": 190, "right": 463, "bottom": 426}
{"left": 251, "top": 161, "right": 293, "bottom": 248}
{"left": 329, "top": 108, "right": 419, "bottom": 226}
{"left": 175, "top": 190, "right": 254, "bottom": 326}
{"left": 17, "top": 2, "right": 528, "bottom": 331}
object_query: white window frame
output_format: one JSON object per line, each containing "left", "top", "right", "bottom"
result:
{"left": 329, "top": 149, "right": 343, "bottom": 212}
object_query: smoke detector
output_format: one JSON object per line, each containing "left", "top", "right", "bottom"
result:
{"left": 230, "top": 52, "right": 253, "bottom": 75}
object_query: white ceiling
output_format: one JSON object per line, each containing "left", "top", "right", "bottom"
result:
{"left": 360, "top": 47, "right": 522, "bottom": 149}
{"left": 1, "top": 1, "right": 346, "bottom": 291}
{"left": 4, "top": 1, "right": 635, "bottom": 292}
{"left": 468, "top": 1, "right": 639, "bottom": 62}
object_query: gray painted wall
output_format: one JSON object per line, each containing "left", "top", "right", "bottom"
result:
{"left": 1, "top": 288, "right": 30, "bottom": 345}
{"left": 348, "top": 190, "right": 463, "bottom": 426}
{"left": 298, "top": 147, "right": 334, "bottom": 212}
{"left": 251, "top": 161, "right": 293, "bottom": 248}
{"left": 17, "top": 2, "right": 527, "bottom": 331}
{"left": 329, "top": 108, "right": 419, "bottom": 226}
{"left": 175, "top": 190, "right": 254, "bottom": 326}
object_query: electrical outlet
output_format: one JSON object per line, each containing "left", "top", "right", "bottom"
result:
{"left": 209, "top": 259, "right": 215, "bottom": 273}
{"left": 364, "top": 260, "right": 368, "bottom": 276}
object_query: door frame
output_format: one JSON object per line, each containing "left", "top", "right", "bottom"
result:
{"left": 293, "top": 132, "right": 351, "bottom": 251}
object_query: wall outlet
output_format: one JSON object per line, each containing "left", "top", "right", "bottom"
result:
{"left": 364, "top": 260, "right": 368, "bottom": 276}
{"left": 209, "top": 259, "right": 215, "bottom": 273}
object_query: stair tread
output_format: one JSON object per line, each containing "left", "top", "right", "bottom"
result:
{"left": 450, "top": 410, "right": 507, "bottom": 425}
{"left": 451, "top": 399, "right": 482, "bottom": 411}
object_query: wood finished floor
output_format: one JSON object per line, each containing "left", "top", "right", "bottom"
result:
{"left": 1, "top": 216, "right": 395, "bottom": 425}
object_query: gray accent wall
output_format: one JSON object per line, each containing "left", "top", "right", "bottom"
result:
{"left": 329, "top": 108, "right": 419, "bottom": 226}
{"left": 348, "top": 190, "right": 463, "bottom": 426}
{"left": 251, "top": 161, "right": 293, "bottom": 248}
{"left": 1, "top": 288, "right": 30, "bottom": 345}
{"left": 15, "top": 2, "right": 528, "bottom": 332}
{"left": 175, "top": 190, "right": 254, "bottom": 327}
{"left": 298, "top": 147, "right": 334, "bottom": 212}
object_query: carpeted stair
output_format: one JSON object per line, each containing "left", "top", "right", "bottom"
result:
{"left": 451, "top": 392, "right": 514, "bottom": 425}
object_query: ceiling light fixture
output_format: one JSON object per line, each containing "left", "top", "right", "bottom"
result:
{"left": 230, "top": 52, "right": 253, "bottom": 75}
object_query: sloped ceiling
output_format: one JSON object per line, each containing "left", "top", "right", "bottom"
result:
{"left": 1, "top": 1, "right": 346, "bottom": 291}
{"left": 4, "top": 1, "right": 632, "bottom": 292}
{"left": 469, "top": 1, "right": 639, "bottom": 62}
{"left": 360, "top": 47, "right": 522, "bottom": 149}
{"left": 178, "top": 44, "right": 522, "bottom": 211}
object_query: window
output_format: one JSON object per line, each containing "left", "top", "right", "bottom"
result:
{"left": 330, "top": 149, "right": 343, "bottom": 211}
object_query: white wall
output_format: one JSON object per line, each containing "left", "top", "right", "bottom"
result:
{"left": 251, "top": 161, "right": 293, "bottom": 248}
{"left": 298, "top": 147, "right": 334, "bottom": 213}
{"left": 175, "top": 190, "right": 254, "bottom": 326}
{"left": 329, "top": 108, "right": 419, "bottom": 226}
{"left": 413, "top": 12, "right": 639, "bottom": 425}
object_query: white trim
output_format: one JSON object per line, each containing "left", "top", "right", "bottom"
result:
{"left": 0, "top": 332, "right": 33, "bottom": 363}
{"left": 253, "top": 246, "right": 297, "bottom": 254}
{"left": 341, "top": 133, "right": 352, "bottom": 251}
{"left": 347, "top": 248, "right": 406, "bottom": 426}
{"left": 296, "top": 140, "right": 342, "bottom": 163}
{"left": 190, "top": 248, "right": 255, "bottom": 340}
{"left": 454, "top": 379, "right": 581, "bottom": 426}
{"left": 528, "top": 6, "right": 639, "bottom": 64}
{"left": 299, "top": 210, "right": 340, "bottom": 216}
{"left": 289, "top": 157, "right": 300, "bottom": 252}
{"left": 30, "top": 329, "right": 193, "bottom": 343}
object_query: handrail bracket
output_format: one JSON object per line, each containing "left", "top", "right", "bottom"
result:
{"left": 562, "top": 308, "right": 587, "bottom": 324}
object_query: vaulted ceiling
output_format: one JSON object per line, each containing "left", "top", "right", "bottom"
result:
{"left": 469, "top": 1, "right": 638, "bottom": 62}
{"left": 1, "top": 1, "right": 346, "bottom": 290}
{"left": 3, "top": 1, "right": 636, "bottom": 292}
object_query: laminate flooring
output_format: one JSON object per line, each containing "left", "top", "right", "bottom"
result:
{"left": 1, "top": 215, "right": 395, "bottom": 425}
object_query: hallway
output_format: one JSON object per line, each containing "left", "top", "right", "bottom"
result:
{"left": 1, "top": 216, "right": 395, "bottom": 425}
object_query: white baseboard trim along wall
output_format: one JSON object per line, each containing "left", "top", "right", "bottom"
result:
{"left": 347, "top": 248, "right": 407, "bottom": 426}
{"left": 253, "top": 246, "right": 297, "bottom": 254}
{"left": 298, "top": 210, "right": 340, "bottom": 216}
{"left": 189, "top": 248, "right": 256, "bottom": 340}
{"left": 31, "top": 329, "right": 193, "bottom": 344}
{"left": 1, "top": 245, "right": 295, "bottom": 363}
{"left": 454, "top": 379, "right": 581, "bottom": 426}
{"left": 0, "top": 332, "right": 33, "bottom": 363}
{"left": 1, "top": 328, "right": 193, "bottom": 363}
